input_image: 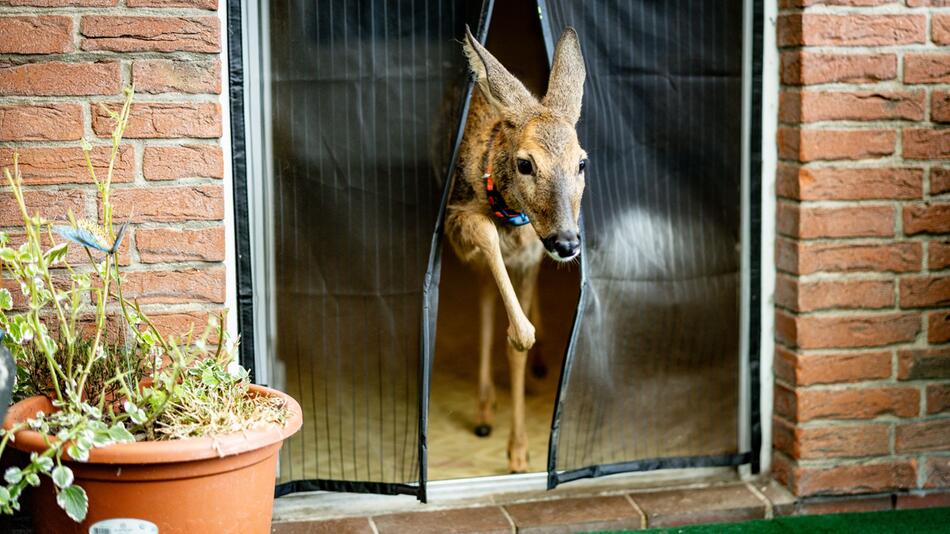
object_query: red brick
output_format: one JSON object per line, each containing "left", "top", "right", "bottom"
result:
{"left": 779, "top": 240, "right": 922, "bottom": 275}
{"left": 895, "top": 492, "right": 950, "bottom": 510}
{"left": 934, "top": 91, "right": 950, "bottom": 124}
{"left": 0, "top": 16, "right": 72, "bottom": 54}
{"left": 779, "top": 203, "right": 894, "bottom": 239}
{"left": 133, "top": 59, "right": 220, "bottom": 94}
{"left": 81, "top": 16, "right": 219, "bottom": 53}
{"left": 927, "top": 384, "right": 950, "bottom": 414}
{"left": 775, "top": 419, "right": 890, "bottom": 459}
{"left": 774, "top": 347, "right": 797, "bottom": 386}
{"left": 904, "top": 54, "right": 950, "bottom": 84}
{"left": 908, "top": 0, "right": 950, "bottom": 5}
{"left": 929, "top": 241, "right": 950, "bottom": 270}
{"left": 107, "top": 185, "right": 224, "bottom": 223}
{"left": 272, "top": 519, "right": 372, "bottom": 534}
{"left": 505, "top": 496, "right": 644, "bottom": 533}
{"left": 925, "top": 457, "right": 950, "bottom": 489}
{"left": 93, "top": 103, "right": 221, "bottom": 139}
{"left": 780, "top": 91, "right": 924, "bottom": 123}
{"left": 778, "top": 129, "right": 895, "bottom": 162}
{"left": 930, "top": 310, "right": 950, "bottom": 343}
{"left": 780, "top": 52, "right": 896, "bottom": 86}
{"left": 0, "top": 0, "right": 113, "bottom": 4}
{"left": 142, "top": 145, "right": 223, "bottom": 181}
{"left": 629, "top": 486, "right": 764, "bottom": 528}
{"left": 127, "top": 0, "right": 216, "bottom": 8}
{"left": 790, "top": 313, "right": 921, "bottom": 349}
{"left": 904, "top": 203, "right": 950, "bottom": 235}
{"left": 933, "top": 168, "right": 950, "bottom": 195}
{"left": 935, "top": 14, "right": 950, "bottom": 45}
{"left": 898, "top": 348, "right": 950, "bottom": 380}
{"left": 0, "top": 61, "right": 119, "bottom": 97}
{"left": 795, "top": 461, "right": 917, "bottom": 496}
{"left": 136, "top": 227, "right": 225, "bottom": 263}
{"left": 122, "top": 268, "right": 225, "bottom": 305}
{"left": 777, "top": 14, "right": 925, "bottom": 47}
{"left": 146, "top": 311, "right": 216, "bottom": 342}
{"left": 896, "top": 420, "right": 950, "bottom": 453}
{"left": 0, "top": 189, "right": 84, "bottom": 226}
{"left": 798, "top": 387, "right": 920, "bottom": 421}
{"left": 780, "top": 0, "right": 897, "bottom": 5}
{"left": 777, "top": 347, "right": 892, "bottom": 386}
{"left": 905, "top": 129, "right": 950, "bottom": 160}
{"left": 374, "top": 508, "right": 512, "bottom": 534}
{"left": 0, "top": 146, "right": 133, "bottom": 186}
{"left": 797, "top": 495, "right": 893, "bottom": 515}
{"left": 774, "top": 383, "right": 798, "bottom": 421}
{"left": 797, "top": 279, "right": 894, "bottom": 312}
{"left": 771, "top": 452, "right": 796, "bottom": 492}
{"left": 900, "top": 275, "right": 950, "bottom": 308}
{"left": 0, "top": 103, "right": 81, "bottom": 141}
{"left": 777, "top": 165, "right": 922, "bottom": 200}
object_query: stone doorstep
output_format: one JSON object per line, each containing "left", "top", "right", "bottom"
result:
{"left": 271, "top": 480, "right": 793, "bottom": 533}
{"left": 270, "top": 483, "right": 950, "bottom": 533}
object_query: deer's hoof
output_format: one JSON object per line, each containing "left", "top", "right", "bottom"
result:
{"left": 474, "top": 424, "right": 492, "bottom": 437}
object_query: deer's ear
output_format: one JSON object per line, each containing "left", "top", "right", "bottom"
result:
{"left": 463, "top": 25, "right": 536, "bottom": 113}
{"left": 543, "top": 27, "right": 586, "bottom": 125}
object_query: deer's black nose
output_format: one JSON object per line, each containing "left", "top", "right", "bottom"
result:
{"left": 543, "top": 231, "right": 580, "bottom": 259}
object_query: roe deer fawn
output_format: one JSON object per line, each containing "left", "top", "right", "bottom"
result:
{"left": 445, "top": 26, "right": 586, "bottom": 473}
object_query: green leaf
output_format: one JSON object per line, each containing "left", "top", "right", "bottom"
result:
{"left": 34, "top": 456, "right": 54, "bottom": 472}
{"left": 67, "top": 444, "right": 89, "bottom": 462}
{"left": 25, "top": 473, "right": 39, "bottom": 487}
{"left": 44, "top": 242, "right": 68, "bottom": 265}
{"left": 0, "top": 486, "right": 9, "bottom": 506}
{"left": 3, "top": 467, "right": 21, "bottom": 484}
{"left": 0, "top": 248, "right": 16, "bottom": 263}
{"left": 0, "top": 288, "right": 11, "bottom": 310}
{"left": 56, "top": 485, "right": 87, "bottom": 523}
{"left": 123, "top": 401, "right": 147, "bottom": 425}
{"left": 51, "top": 465, "right": 73, "bottom": 489}
{"left": 108, "top": 425, "right": 134, "bottom": 443}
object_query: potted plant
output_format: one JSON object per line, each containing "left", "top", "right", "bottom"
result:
{"left": 0, "top": 88, "right": 302, "bottom": 533}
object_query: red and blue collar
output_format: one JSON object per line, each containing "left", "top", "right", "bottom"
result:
{"left": 483, "top": 139, "right": 530, "bottom": 226}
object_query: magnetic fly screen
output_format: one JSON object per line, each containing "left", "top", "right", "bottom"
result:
{"left": 542, "top": 0, "right": 751, "bottom": 484}
{"left": 264, "top": 0, "right": 482, "bottom": 494}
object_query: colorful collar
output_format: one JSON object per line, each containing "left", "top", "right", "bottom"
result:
{"left": 483, "top": 137, "right": 530, "bottom": 226}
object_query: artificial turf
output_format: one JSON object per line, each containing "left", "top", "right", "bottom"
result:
{"left": 594, "top": 507, "right": 950, "bottom": 533}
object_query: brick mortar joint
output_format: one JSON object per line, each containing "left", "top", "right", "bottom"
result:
{"left": 744, "top": 482, "right": 775, "bottom": 520}
{"left": 0, "top": 7, "right": 219, "bottom": 17}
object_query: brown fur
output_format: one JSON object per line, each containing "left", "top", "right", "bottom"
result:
{"left": 446, "top": 26, "right": 586, "bottom": 473}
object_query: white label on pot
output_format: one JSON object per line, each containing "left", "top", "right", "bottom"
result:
{"left": 89, "top": 518, "right": 159, "bottom": 534}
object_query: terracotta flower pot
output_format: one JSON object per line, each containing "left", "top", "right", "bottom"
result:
{"left": 3, "top": 384, "right": 302, "bottom": 534}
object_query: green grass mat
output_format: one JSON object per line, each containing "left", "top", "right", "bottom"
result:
{"left": 593, "top": 507, "right": 950, "bottom": 533}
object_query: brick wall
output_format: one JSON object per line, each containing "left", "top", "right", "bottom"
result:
{"left": 773, "top": 0, "right": 949, "bottom": 497}
{"left": 0, "top": 2, "right": 227, "bottom": 336}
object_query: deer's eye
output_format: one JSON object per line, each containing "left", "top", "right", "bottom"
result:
{"left": 516, "top": 158, "right": 533, "bottom": 175}
{"left": 579, "top": 159, "right": 588, "bottom": 173}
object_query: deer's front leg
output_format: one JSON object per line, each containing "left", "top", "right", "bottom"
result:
{"left": 475, "top": 279, "right": 496, "bottom": 437}
{"left": 507, "top": 262, "right": 539, "bottom": 473}
{"left": 455, "top": 213, "right": 535, "bottom": 351}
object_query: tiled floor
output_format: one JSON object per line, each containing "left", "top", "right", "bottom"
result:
{"left": 271, "top": 480, "right": 797, "bottom": 533}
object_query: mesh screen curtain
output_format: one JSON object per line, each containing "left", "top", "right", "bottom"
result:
{"left": 264, "top": 0, "right": 485, "bottom": 497}
{"left": 541, "top": 0, "right": 756, "bottom": 486}
{"left": 228, "top": 0, "right": 760, "bottom": 500}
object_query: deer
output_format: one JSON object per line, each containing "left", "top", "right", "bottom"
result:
{"left": 445, "top": 26, "right": 586, "bottom": 473}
